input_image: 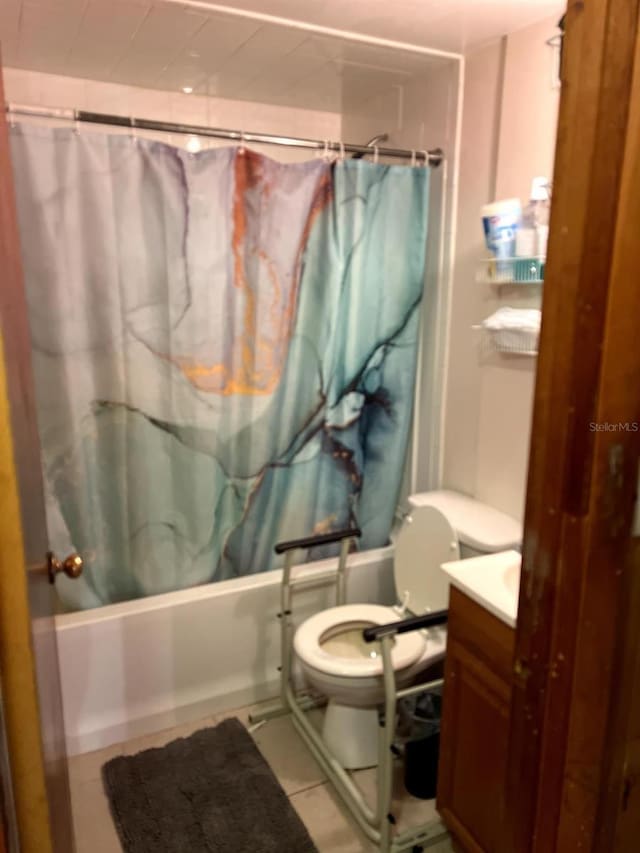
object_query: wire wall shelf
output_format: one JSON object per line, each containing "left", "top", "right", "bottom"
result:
{"left": 473, "top": 326, "right": 539, "bottom": 357}
{"left": 478, "top": 257, "right": 545, "bottom": 285}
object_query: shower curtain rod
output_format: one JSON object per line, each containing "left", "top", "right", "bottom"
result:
{"left": 6, "top": 104, "right": 444, "bottom": 167}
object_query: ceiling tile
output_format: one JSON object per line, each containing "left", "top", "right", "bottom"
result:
{"left": 16, "top": 0, "right": 87, "bottom": 73}
{"left": 203, "top": 67, "right": 259, "bottom": 101}
{"left": 236, "top": 41, "right": 329, "bottom": 101}
{"left": 0, "top": 0, "right": 21, "bottom": 34}
{"left": 18, "top": 35, "right": 74, "bottom": 74}
{"left": 207, "top": 0, "right": 564, "bottom": 52}
{"left": 3, "top": 0, "right": 565, "bottom": 113}
{"left": 199, "top": 22, "right": 308, "bottom": 99}
{"left": 107, "top": 58, "right": 158, "bottom": 88}
{"left": 183, "top": 14, "right": 260, "bottom": 73}
{"left": 74, "top": 1, "right": 151, "bottom": 46}
{"left": 66, "top": 1, "right": 152, "bottom": 78}
{"left": 0, "top": 45, "right": 20, "bottom": 67}
{"left": 129, "top": 3, "right": 207, "bottom": 51}
{"left": 109, "top": 3, "right": 207, "bottom": 86}
{"left": 156, "top": 60, "right": 209, "bottom": 93}
{"left": 217, "top": 21, "right": 307, "bottom": 70}
{"left": 20, "top": 0, "right": 88, "bottom": 37}
{"left": 0, "top": 0, "right": 21, "bottom": 65}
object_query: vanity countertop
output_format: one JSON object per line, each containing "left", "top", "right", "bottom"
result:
{"left": 441, "top": 549, "right": 521, "bottom": 628}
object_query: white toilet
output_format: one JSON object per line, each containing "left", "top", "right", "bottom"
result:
{"left": 293, "top": 490, "right": 522, "bottom": 769}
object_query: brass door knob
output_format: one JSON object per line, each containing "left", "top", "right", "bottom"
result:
{"left": 47, "top": 551, "right": 84, "bottom": 583}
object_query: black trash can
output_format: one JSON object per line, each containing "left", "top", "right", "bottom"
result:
{"left": 402, "top": 691, "right": 442, "bottom": 800}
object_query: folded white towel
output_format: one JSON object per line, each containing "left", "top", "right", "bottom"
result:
{"left": 481, "top": 307, "right": 541, "bottom": 333}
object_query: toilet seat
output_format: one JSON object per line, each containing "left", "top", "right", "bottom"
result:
{"left": 294, "top": 604, "right": 425, "bottom": 678}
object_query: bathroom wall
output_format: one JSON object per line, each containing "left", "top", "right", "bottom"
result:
{"left": 341, "top": 57, "right": 462, "bottom": 496}
{"left": 443, "top": 15, "right": 560, "bottom": 521}
{"left": 1, "top": 67, "right": 341, "bottom": 160}
{"left": 341, "top": 14, "right": 560, "bottom": 522}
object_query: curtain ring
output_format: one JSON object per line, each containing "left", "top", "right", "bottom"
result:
{"left": 323, "top": 139, "right": 330, "bottom": 160}
{"left": 411, "top": 149, "right": 417, "bottom": 167}
{"left": 338, "top": 140, "right": 345, "bottom": 161}
{"left": 8, "top": 103, "right": 16, "bottom": 129}
{"left": 420, "top": 149, "right": 429, "bottom": 167}
{"left": 373, "top": 145, "right": 379, "bottom": 164}
{"left": 130, "top": 116, "right": 138, "bottom": 144}
{"left": 73, "top": 108, "right": 80, "bottom": 136}
{"left": 239, "top": 130, "right": 246, "bottom": 154}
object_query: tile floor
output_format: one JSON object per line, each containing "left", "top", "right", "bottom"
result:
{"left": 69, "top": 700, "right": 454, "bottom": 853}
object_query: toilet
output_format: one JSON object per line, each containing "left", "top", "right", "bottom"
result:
{"left": 293, "top": 490, "right": 522, "bottom": 769}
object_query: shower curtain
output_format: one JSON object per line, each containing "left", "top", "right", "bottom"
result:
{"left": 10, "top": 124, "right": 430, "bottom": 611}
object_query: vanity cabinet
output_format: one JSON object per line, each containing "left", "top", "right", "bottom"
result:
{"left": 437, "top": 586, "right": 515, "bottom": 853}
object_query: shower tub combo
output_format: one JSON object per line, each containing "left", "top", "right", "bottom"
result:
{"left": 55, "top": 545, "right": 394, "bottom": 756}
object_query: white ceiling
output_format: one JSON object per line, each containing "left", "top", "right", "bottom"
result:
{"left": 205, "top": 0, "right": 565, "bottom": 53}
{"left": 0, "top": 1, "right": 564, "bottom": 112}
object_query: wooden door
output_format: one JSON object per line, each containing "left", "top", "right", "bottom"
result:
{"left": 438, "top": 588, "right": 515, "bottom": 853}
{"left": 505, "top": 0, "right": 640, "bottom": 850}
{"left": 0, "top": 65, "right": 74, "bottom": 852}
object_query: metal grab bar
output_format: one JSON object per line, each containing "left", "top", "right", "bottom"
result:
{"left": 254, "top": 523, "right": 451, "bottom": 851}
{"left": 274, "top": 527, "right": 361, "bottom": 554}
{"left": 363, "top": 609, "right": 448, "bottom": 643}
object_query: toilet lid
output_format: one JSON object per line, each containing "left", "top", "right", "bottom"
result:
{"left": 395, "top": 505, "right": 459, "bottom": 614}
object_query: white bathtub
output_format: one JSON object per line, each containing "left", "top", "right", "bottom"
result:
{"left": 55, "top": 546, "right": 395, "bottom": 755}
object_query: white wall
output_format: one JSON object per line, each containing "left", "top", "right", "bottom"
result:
{"left": 443, "top": 16, "right": 560, "bottom": 522}
{"left": 1, "top": 67, "right": 341, "bottom": 161}
{"left": 400, "top": 62, "right": 462, "bottom": 494}
{"left": 495, "top": 18, "right": 561, "bottom": 202}
{"left": 341, "top": 58, "right": 462, "bottom": 497}
{"left": 442, "top": 38, "right": 505, "bottom": 505}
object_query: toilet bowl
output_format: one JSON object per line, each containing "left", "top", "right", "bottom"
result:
{"left": 294, "top": 490, "right": 522, "bottom": 770}
{"left": 294, "top": 603, "right": 447, "bottom": 707}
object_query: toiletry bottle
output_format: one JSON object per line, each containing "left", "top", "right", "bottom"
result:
{"left": 516, "top": 178, "right": 551, "bottom": 261}
{"left": 519, "top": 177, "right": 550, "bottom": 259}
{"left": 530, "top": 177, "right": 551, "bottom": 259}
{"left": 515, "top": 206, "right": 536, "bottom": 258}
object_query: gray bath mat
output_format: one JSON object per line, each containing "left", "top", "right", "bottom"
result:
{"left": 102, "top": 717, "right": 318, "bottom": 853}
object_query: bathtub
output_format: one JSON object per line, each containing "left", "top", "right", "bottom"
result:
{"left": 55, "top": 546, "right": 395, "bottom": 755}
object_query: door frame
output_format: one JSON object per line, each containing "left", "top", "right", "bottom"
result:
{"left": 0, "top": 54, "right": 72, "bottom": 853}
{"left": 0, "top": 339, "right": 53, "bottom": 853}
{"left": 506, "top": 0, "right": 640, "bottom": 850}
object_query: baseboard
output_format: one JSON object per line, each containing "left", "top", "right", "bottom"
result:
{"left": 66, "top": 679, "right": 280, "bottom": 756}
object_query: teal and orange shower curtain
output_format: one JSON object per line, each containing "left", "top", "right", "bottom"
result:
{"left": 10, "top": 125, "right": 429, "bottom": 611}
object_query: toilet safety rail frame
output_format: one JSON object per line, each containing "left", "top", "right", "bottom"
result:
{"left": 249, "top": 528, "right": 450, "bottom": 853}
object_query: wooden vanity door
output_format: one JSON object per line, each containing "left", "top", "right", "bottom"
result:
{"left": 437, "top": 587, "right": 515, "bottom": 853}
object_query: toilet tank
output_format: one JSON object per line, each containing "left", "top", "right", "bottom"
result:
{"left": 408, "top": 490, "right": 522, "bottom": 558}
